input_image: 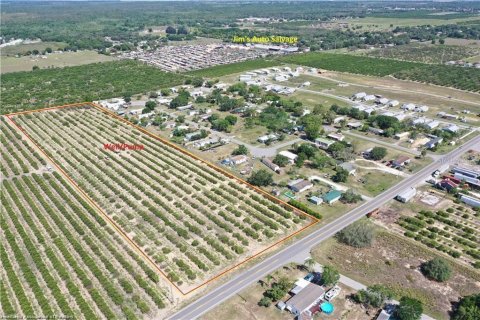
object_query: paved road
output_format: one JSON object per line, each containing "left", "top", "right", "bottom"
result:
{"left": 169, "top": 135, "right": 480, "bottom": 320}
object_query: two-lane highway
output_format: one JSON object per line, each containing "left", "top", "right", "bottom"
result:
{"left": 169, "top": 134, "right": 480, "bottom": 320}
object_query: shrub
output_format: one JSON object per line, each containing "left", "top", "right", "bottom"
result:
{"left": 452, "top": 294, "right": 480, "bottom": 320}
{"left": 395, "top": 297, "right": 423, "bottom": 320}
{"left": 421, "top": 258, "right": 452, "bottom": 282}
{"left": 336, "top": 221, "right": 375, "bottom": 248}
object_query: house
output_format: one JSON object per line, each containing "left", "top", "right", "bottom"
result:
{"left": 323, "top": 190, "right": 342, "bottom": 204}
{"left": 230, "top": 155, "right": 248, "bottom": 165}
{"left": 362, "top": 94, "right": 376, "bottom": 102}
{"left": 454, "top": 173, "right": 480, "bottom": 188}
{"left": 369, "top": 127, "right": 384, "bottom": 135}
{"left": 262, "top": 158, "right": 281, "bottom": 173}
{"left": 177, "top": 104, "right": 193, "bottom": 111}
{"left": 443, "top": 124, "right": 459, "bottom": 134}
{"left": 239, "top": 74, "right": 252, "bottom": 82}
{"left": 258, "top": 134, "right": 278, "bottom": 143}
{"left": 285, "top": 283, "right": 325, "bottom": 317}
{"left": 437, "top": 179, "right": 458, "bottom": 192}
{"left": 333, "top": 116, "right": 345, "bottom": 124}
{"left": 309, "top": 196, "right": 323, "bottom": 205}
{"left": 425, "top": 120, "right": 440, "bottom": 130}
{"left": 401, "top": 103, "right": 415, "bottom": 111}
{"left": 460, "top": 195, "right": 480, "bottom": 208}
{"left": 347, "top": 121, "right": 362, "bottom": 129}
{"left": 388, "top": 100, "right": 399, "bottom": 107}
{"left": 392, "top": 155, "right": 411, "bottom": 167}
{"left": 327, "top": 133, "right": 345, "bottom": 142}
{"left": 302, "top": 81, "right": 311, "bottom": 87}
{"left": 339, "top": 162, "right": 356, "bottom": 175}
{"left": 425, "top": 136, "right": 443, "bottom": 149}
{"left": 184, "top": 131, "right": 202, "bottom": 141}
{"left": 396, "top": 187, "right": 416, "bottom": 203}
{"left": 394, "top": 132, "right": 409, "bottom": 140}
{"left": 274, "top": 75, "right": 289, "bottom": 82}
{"left": 315, "top": 137, "right": 335, "bottom": 150}
{"left": 279, "top": 150, "right": 298, "bottom": 164}
{"left": 415, "top": 105, "right": 429, "bottom": 113}
{"left": 377, "top": 97, "right": 389, "bottom": 105}
{"left": 288, "top": 179, "right": 314, "bottom": 193}
{"left": 352, "top": 92, "right": 367, "bottom": 100}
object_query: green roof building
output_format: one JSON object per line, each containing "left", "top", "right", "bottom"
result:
{"left": 323, "top": 190, "right": 342, "bottom": 204}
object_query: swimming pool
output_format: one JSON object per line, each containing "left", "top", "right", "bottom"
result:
{"left": 320, "top": 302, "right": 334, "bottom": 314}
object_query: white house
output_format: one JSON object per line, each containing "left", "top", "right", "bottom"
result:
{"left": 285, "top": 283, "right": 325, "bottom": 317}
{"left": 388, "top": 100, "right": 399, "bottom": 107}
{"left": 415, "top": 105, "right": 429, "bottom": 112}
{"left": 396, "top": 187, "right": 416, "bottom": 203}
{"left": 279, "top": 150, "right": 298, "bottom": 164}
{"left": 363, "top": 94, "right": 376, "bottom": 102}
{"left": 443, "top": 124, "right": 459, "bottom": 133}
{"left": 401, "top": 103, "right": 415, "bottom": 111}
{"left": 353, "top": 92, "right": 367, "bottom": 100}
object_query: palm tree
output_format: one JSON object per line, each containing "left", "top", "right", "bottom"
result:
{"left": 304, "top": 257, "right": 316, "bottom": 272}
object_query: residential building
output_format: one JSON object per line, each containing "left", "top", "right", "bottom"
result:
{"left": 396, "top": 187, "right": 416, "bottom": 203}
{"left": 425, "top": 136, "right": 443, "bottom": 149}
{"left": 327, "top": 133, "right": 345, "bottom": 142}
{"left": 394, "top": 132, "right": 409, "bottom": 140}
{"left": 262, "top": 157, "right": 281, "bottom": 173}
{"left": 315, "top": 137, "right": 335, "bottom": 150}
{"left": 309, "top": 196, "right": 323, "bottom": 205}
{"left": 288, "top": 179, "right": 314, "bottom": 193}
{"left": 377, "top": 97, "right": 389, "bottom": 105}
{"left": 443, "top": 124, "right": 459, "bottom": 134}
{"left": 323, "top": 190, "right": 342, "bottom": 204}
{"left": 388, "top": 100, "right": 399, "bottom": 107}
{"left": 454, "top": 173, "right": 480, "bottom": 188}
{"left": 230, "top": 155, "right": 248, "bottom": 165}
{"left": 279, "top": 150, "right": 298, "bottom": 164}
{"left": 392, "top": 155, "right": 411, "bottom": 167}
{"left": 258, "top": 134, "right": 278, "bottom": 143}
{"left": 363, "top": 94, "right": 376, "bottom": 102}
{"left": 352, "top": 92, "right": 367, "bottom": 100}
{"left": 347, "top": 121, "right": 362, "bottom": 129}
{"left": 285, "top": 283, "right": 325, "bottom": 317}
{"left": 452, "top": 167, "right": 480, "bottom": 179}
{"left": 401, "top": 103, "right": 415, "bottom": 111}
{"left": 333, "top": 116, "right": 345, "bottom": 124}
{"left": 376, "top": 310, "right": 391, "bottom": 320}
{"left": 369, "top": 127, "right": 384, "bottom": 135}
{"left": 339, "top": 162, "right": 356, "bottom": 175}
{"left": 425, "top": 120, "right": 440, "bottom": 130}
{"left": 415, "top": 105, "right": 429, "bottom": 112}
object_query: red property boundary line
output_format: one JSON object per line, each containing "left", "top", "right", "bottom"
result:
{"left": 6, "top": 102, "right": 320, "bottom": 296}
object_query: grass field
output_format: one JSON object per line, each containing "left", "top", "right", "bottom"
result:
{"left": 0, "top": 41, "right": 67, "bottom": 56}
{"left": 186, "top": 59, "right": 280, "bottom": 78}
{"left": 0, "top": 116, "right": 171, "bottom": 319}
{"left": 1, "top": 51, "right": 116, "bottom": 74}
{"left": 366, "top": 43, "right": 480, "bottom": 64}
{"left": 1, "top": 60, "right": 185, "bottom": 115}
{"left": 312, "top": 228, "right": 480, "bottom": 320}
{"left": 13, "top": 104, "right": 313, "bottom": 293}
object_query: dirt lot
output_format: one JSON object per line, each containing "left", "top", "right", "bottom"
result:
{"left": 312, "top": 229, "right": 480, "bottom": 320}
{"left": 200, "top": 264, "right": 374, "bottom": 320}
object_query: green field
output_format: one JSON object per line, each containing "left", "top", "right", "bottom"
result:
{"left": 0, "top": 41, "right": 67, "bottom": 56}
{"left": 186, "top": 59, "right": 280, "bottom": 78}
{"left": 278, "top": 52, "right": 421, "bottom": 76}
{"left": 1, "top": 60, "right": 185, "bottom": 114}
{"left": 1, "top": 51, "right": 116, "bottom": 74}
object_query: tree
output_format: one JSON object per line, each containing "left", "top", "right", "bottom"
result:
{"left": 421, "top": 258, "right": 452, "bottom": 282}
{"left": 370, "top": 147, "right": 387, "bottom": 161}
{"left": 225, "top": 115, "right": 237, "bottom": 125}
{"left": 354, "top": 285, "right": 393, "bottom": 308}
{"left": 145, "top": 100, "right": 157, "bottom": 111}
{"left": 191, "top": 77, "right": 204, "bottom": 87}
{"left": 296, "top": 143, "right": 317, "bottom": 159}
{"left": 311, "top": 155, "right": 331, "bottom": 169}
{"left": 149, "top": 91, "right": 158, "bottom": 98}
{"left": 395, "top": 297, "right": 423, "bottom": 320}
{"left": 177, "top": 26, "right": 189, "bottom": 35}
{"left": 322, "top": 265, "right": 339, "bottom": 286}
{"left": 296, "top": 153, "right": 307, "bottom": 168}
{"left": 247, "top": 169, "right": 273, "bottom": 187}
{"left": 166, "top": 26, "right": 177, "bottom": 34}
{"left": 123, "top": 95, "right": 131, "bottom": 103}
{"left": 160, "top": 88, "right": 170, "bottom": 96}
{"left": 336, "top": 220, "right": 375, "bottom": 248}
{"left": 232, "top": 145, "right": 248, "bottom": 156}
{"left": 332, "top": 167, "right": 349, "bottom": 183}
{"left": 273, "top": 154, "right": 290, "bottom": 167}
{"left": 32, "top": 65, "right": 40, "bottom": 71}
{"left": 340, "top": 190, "right": 363, "bottom": 204}
{"left": 304, "top": 258, "right": 316, "bottom": 272}
{"left": 452, "top": 294, "right": 480, "bottom": 320}
{"left": 45, "top": 47, "right": 53, "bottom": 53}
{"left": 211, "top": 119, "right": 231, "bottom": 132}
{"left": 258, "top": 297, "right": 272, "bottom": 307}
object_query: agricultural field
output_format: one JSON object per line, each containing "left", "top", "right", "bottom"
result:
{"left": 1, "top": 51, "right": 116, "bottom": 74}
{"left": 312, "top": 228, "right": 480, "bottom": 320}
{"left": 366, "top": 43, "right": 480, "bottom": 64}
{"left": 11, "top": 104, "right": 314, "bottom": 293}
{"left": 0, "top": 117, "right": 172, "bottom": 319}
{"left": 0, "top": 60, "right": 185, "bottom": 115}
